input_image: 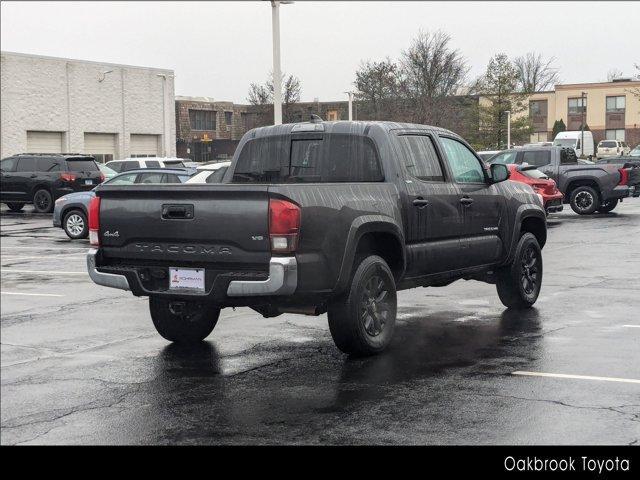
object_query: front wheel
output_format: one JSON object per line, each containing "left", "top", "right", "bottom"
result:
{"left": 327, "top": 255, "right": 397, "bottom": 356}
{"left": 6, "top": 202, "right": 25, "bottom": 212}
{"left": 63, "top": 209, "right": 88, "bottom": 239}
{"left": 149, "top": 297, "right": 220, "bottom": 343}
{"left": 570, "top": 186, "right": 600, "bottom": 215}
{"left": 496, "top": 233, "right": 543, "bottom": 309}
{"left": 597, "top": 198, "right": 618, "bottom": 213}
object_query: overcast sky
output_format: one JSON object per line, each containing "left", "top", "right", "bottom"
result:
{"left": 2, "top": 1, "right": 638, "bottom": 103}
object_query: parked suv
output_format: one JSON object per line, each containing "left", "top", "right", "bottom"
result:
{"left": 87, "top": 121, "right": 547, "bottom": 356}
{"left": 597, "top": 140, "right": 631, "bottom": 159}
{"left": 106, "top": 157, "right": 186, "bottom": 173}
{"left": 1, "top": 154, "right": 103, "bottom": 213}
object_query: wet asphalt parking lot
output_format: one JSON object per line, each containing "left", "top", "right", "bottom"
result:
{"left": 1, "top": 202, "right": 639, "bottom": 445}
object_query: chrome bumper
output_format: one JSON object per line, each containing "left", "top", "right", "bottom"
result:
{"left": 86, "top": 249, "right": 296, "bottom": 297}
{"left": 87, "top": 248, "right": 131, "bottom": 291}
{"left": 226, "top": 257, "right": 297, "bottom": 296}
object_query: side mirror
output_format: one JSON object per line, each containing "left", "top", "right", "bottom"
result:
{"left": 490, "top": 163, "right": 509, "bottom": 183}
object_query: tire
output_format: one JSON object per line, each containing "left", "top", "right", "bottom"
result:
{"left": 496, "top": 232, "right": 543, "bottom": 309}
{"left": 6, "top": 202, "right": 25, "bottom": 212}
{"left": 63, "top": 209, "right": 88, "bottom": 239}
{"left": 32, "top": 189, "right": 53, "bottom": 213}
{"left": 327, "top": 255, "right": 397, "bottom": 356}
{"left": 149, "top": 297, "right": 220, "bottom": 343}
{"left": 569, "top": 186, "right": 600, "bottom": 215}
{"left": 597, "top": 198, "right": 619, "bottom": 213}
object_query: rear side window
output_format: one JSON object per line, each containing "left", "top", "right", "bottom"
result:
{"left": 107, "top": 162, "right": 122, "bottom": 173}
{"left": 120, "top": 161, "right": 140, "bottom": 172}
{"left": 396, "top": 135, "right": 444, "bottom": 181}
{"left": 490, "top": 151, "right": 517, "bottom": 165}
{"left": 66, "top": 159, "right": 99, "bottom": 172}
{"left": 1, "top": 158, "right": 18, "bottom": 172}
{"left": 17, "top": 157, "right": 36, "bottom": 172}
{"left": 232, "top": 134, "right": 383, "bottom": 183}
{"left": 521, "top": 151, "right": 551, "bottom": 167}
{"left": 136, "top": 172, "right": 164, "bottom": 184}
{"left": 145, "top": 160, "right": 161, "bottom": 168}
{"left": 37, "top": 158, "right": 60, "bottom": 172}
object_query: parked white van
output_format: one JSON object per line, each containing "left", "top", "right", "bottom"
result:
{"left": 553, "top": 131, "right": 594, "bottom": 159}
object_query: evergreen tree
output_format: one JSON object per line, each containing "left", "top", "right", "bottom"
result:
{"left": 551, "top": 119, "right": 566, "bottom": 139}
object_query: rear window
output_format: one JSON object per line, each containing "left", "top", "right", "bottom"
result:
{"left": 521, "top": 151, "right": 551, "bottom": 167}
{"left": 600, "top": 141, "right": 617, "bottom": 148}
{"left": 232, "top": 134, "right": 383, "bottom": 183}
{"left": 66, "top": 158, "right": 99, "bottom": 172}
{"left": 520, "top": 168, "right": 549, "bottom": 179}
{"left": 163, "top": 160, "right": 185, "bottom": 167}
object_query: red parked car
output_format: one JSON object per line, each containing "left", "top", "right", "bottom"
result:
{"left": 507, "top": 164, "right": 564, "bottom": 215}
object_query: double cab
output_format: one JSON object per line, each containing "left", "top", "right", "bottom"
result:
{"left": 87, "top": 121, "right": 547, "bottom": 356}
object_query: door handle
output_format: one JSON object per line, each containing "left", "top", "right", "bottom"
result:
{"left": 413, "top": 198, "right": 429, "bottom": 207}
{"left": 460, "top": 196, "right": 474, "bottom": 206}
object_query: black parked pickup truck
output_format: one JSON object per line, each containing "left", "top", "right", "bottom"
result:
{"left": 87, "top": 121, "right": 547, "bottom": 356}
{"left": 489, "top": 146, "right": 634, "bottom": 214}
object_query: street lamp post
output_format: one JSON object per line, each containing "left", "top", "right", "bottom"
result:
{"left": 270, "top": 1, "right": 293, "bottom": 125}
{"left": 344, "top": 91, "right": 355, "bottom": 121}
{"left": 505, "top": 110, "right": 511, "bottom": 149}
{"left": 580, "top": 91, "right": 587, "bottom": 158}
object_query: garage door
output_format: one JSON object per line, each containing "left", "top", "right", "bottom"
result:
{"left": 84, "top": 133, "right": 117, "bottom": 163}
{"left": 130, "top": 134, "right": 159, "bottom": 157}
{"left": 26, "top": 131, "right": 63, "bottom": 154}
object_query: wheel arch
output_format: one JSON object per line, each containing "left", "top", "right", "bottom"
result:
{"left": 334, "top": 215, "right": 406, "bottom": 295}
{"left": 503, "top": 205, "right": 546, "bottom": 266}
{"left": 565, "top": 178, "right": 602, "bottom": 202}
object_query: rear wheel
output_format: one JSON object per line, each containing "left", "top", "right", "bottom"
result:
{"left": 327, "top": 255, "right": 397, "bottom": 356}
{"left": 149, "top": 297, "right": 220, "bottom": 343}
{"left": 32, "top": 189, "right": 53, "bottom": 213}
{"left": 6, "top": 202, "right": 25, "bottom": 212}
{"left": 569, "top": 186, "right": 599, "bottom": 215}
{"left": 597, "top": 198, "right": 618, "bottom": 213}
{"left": 63, "top": 209, "right": 88, "bottom": 239}
{"left": 496, "top": 233, "right": 543, "bottom": 309}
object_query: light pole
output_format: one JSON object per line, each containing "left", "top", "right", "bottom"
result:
{"left": 157, "top": 73, "right": 174, "bottom": 157}
{"left": 270, "top": 1, "right": 293, "bottom": 125}
{"left": 344, "top": 91, "right": 355, "bottom": 121}
{"left": 580, "top": 91, "right": 587, "bottom": 158}
{"left": 504, "top": 110, "right": 511, "bottom": 149}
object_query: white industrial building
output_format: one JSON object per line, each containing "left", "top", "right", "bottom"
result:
{"left": 0, "top": 51, "right": 176, "bottom": 161}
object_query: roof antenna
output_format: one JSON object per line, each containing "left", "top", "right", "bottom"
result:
{"left": 310, "top": 114, "right": 323, "bottom": 123}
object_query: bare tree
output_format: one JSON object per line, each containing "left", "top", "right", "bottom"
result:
{"left": 247, "top": 72, "right": 302, "bottom": 124}
{"left": 399, "top": 30, "right": 468, "bottom": 124}
{"left": 607, "top": 68, "right": 624, "bottom": 82}
{"left": 514, "top": 52, "right": 560, "bottom": 93}
{"left": 247, "top": 82, "right": 271, "bottom": 105}
{"left": 354, "top": 58, "right": 402, "bottom": 119}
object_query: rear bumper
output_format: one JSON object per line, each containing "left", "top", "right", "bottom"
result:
{"left": 87, "top": 249, "right": 297, "bottom": 297}
{"left": 606, "top": 185, "right": 631, "bottom": 201}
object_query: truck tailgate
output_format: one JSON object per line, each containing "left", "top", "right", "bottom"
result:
{"left": 96, "top": 184, "right": 271, "bottom": 267}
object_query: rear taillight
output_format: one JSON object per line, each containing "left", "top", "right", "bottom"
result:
{"left": 60, "top": 172, "right": 77, "bottom": 182}
{"left": 269, "top": 198, "right": 300, "bottom": 253}
{"left": 88, "top": 196, "right": 101, "bottom": 246}
{"left": 618, "top": 168, "right": 629, "bottom": 186}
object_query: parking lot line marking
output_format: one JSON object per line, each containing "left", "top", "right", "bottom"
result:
{"left": 1, "top": 269, "right": 86, "bottom": 275}
{"left": 512, "top": 371, "right": 640, "bottom": 384}
{"left": 1, "top": 291, "right": 64, "bottom": 297}
{"left": 622, "top": 325, "right": 640, "bottom": 328}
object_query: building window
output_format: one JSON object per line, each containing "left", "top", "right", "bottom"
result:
{"left": 91, "top": 154, "right": 114, "bottom": 163}
{"left": 568, "top": 97, "right": 587, "bottom": 115}
{"left": 189, "top": 110, "right": 216, "bottom": 131}
{"left": 605, "top": 129, "right": 625, "bottom": 141}
{"left": 606, "top": 96, "right": 625, "bottom": 113}
{"left": 529, "top": 101, "right": 542, "bottom": 115}
{"left": 225, "top": 111, "right": 233, "bottom": 126}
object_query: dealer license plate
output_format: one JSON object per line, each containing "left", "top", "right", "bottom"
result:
{"left": 169, "top": 268, "right": 205, "bottom": 291}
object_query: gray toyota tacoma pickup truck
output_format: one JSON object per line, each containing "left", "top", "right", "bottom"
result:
{"left": 87, "top": 121, "right": 547, "bottom": 356}
{"left": 490, "top": 146, "right": 634, "bottom": 214}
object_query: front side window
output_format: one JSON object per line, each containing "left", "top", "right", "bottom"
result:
{"left": 396, "top": 135, "right": 444, "bottom": 182}
{"left": 17, "top": 157, "right": 36, "bottom": 172}
{"left": 440, "top": 137, "right": 485, "bottom": 183}
{"left": 521, "top": 151, "right": 551, "bottom": 167}
{"left": 490, "top": 151, "right": 518, "bottom": 165}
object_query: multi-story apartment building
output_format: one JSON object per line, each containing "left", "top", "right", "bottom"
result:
{"left": 526, "top": 79, "right": 640, "bottom": 146}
